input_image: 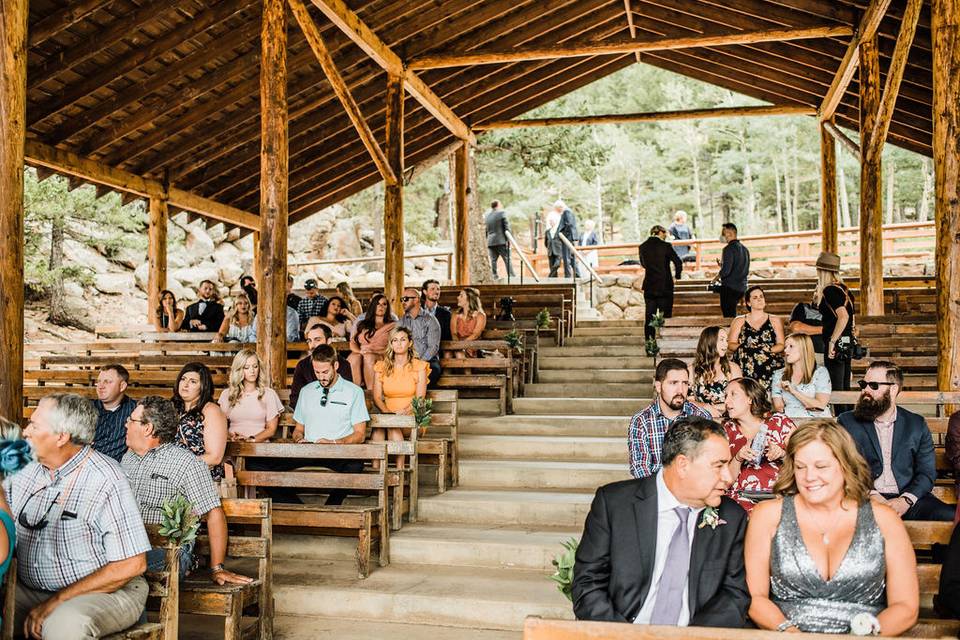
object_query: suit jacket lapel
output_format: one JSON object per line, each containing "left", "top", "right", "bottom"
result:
{"left": 861, "top": 418, "right": 883, "bottom": 464}
{"left": 891, "top": 411, "right": 908, "bottom": 473}
{"left": 632, "top": 479, "right": 658, "bottom": 614}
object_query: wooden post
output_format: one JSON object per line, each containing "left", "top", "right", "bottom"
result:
{"left": 147, "top": 195, "right": 168, "bottom": 321}
{"left": 0, "top": 0, "right": 27, "bottom": 423}
{"left": 383, "top": 72, "right": 404, "bottom": 309}
{"left": 820, "top": 120, "right": 838, "bottom": 254}
{"left": 858, "top": 36, "right": 884, "bottom": 316}
{"left": 257, "top": 0, "right": 288, "bottom": 388}
{"left": 933, "top": 0, "right": 960, "bottom": 392}
{"left": 454, "top": 142, "right": 469, "bottom": 285}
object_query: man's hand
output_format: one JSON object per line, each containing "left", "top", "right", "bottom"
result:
{"left": 189, "top": 319, "right": 202, "bottom": 329}
{"left": 212, "top": 567, "right": 254, "bottom": 586}
{"left": 888, "top": 497, "right": 910, "bottom": 517}
{"left": 25, "top": 596, "right": 61, "bottom": 639}
{"left": 314, "top": 438, "right": 335, "bottom": 444}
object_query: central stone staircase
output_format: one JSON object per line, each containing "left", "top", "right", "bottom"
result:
{"left": 269, "top": 320, "right": 652, "bottom": 638}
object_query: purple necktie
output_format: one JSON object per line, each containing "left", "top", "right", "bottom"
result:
{"left": 649, "top": 506, "right": 692, "bottom": 625}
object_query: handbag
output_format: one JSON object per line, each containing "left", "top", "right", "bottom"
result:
{"left": 219, "top": 462, "right": 238, "bottom": 499}
{"left": 823, "top": 284, "right": 867, "bottom": 361}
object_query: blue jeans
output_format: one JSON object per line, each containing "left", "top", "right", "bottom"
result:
{"left": 146, "top": 540, "right": 195, "bottom": 577}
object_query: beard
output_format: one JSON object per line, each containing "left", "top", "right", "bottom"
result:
{"left": 853, "top": 390, "right": 892, "bottom": 421}
{"left": 663, "top": 393, "right": 686, "bottom": 411}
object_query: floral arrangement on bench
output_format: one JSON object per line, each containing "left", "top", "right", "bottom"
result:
{"left": 549, "top": 537, "right": 579, "bottom": 602}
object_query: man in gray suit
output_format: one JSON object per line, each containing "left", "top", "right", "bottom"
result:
{"left": 485, "top": 200, "right": 514, "bottom": 279}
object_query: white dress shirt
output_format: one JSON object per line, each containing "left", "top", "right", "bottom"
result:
{"left": 633, "top": 470, "right": 704, "bottom": 626}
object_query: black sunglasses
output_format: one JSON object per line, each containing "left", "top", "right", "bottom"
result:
{"left": 857, "top": 380, "right": 896, "bottom": 391}
{"left": 320, "top": 386, "right": 330, "bottom": 407}
{"left": 18, "top": 488, "right": 60, "bottom": 531}
{"left": 400, "top": 296, "right": 417, "bottom": 302}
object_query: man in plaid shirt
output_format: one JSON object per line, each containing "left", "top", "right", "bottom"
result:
{"left": 122, "top": 397, "right": 251, "bottom": 586}
{"left": 629, "top": 359, "right": 710, "bottom": 478}
{"left": 296, "top": 278, "right": 328, "bottom": 334}
{"left": 6, "top": 393, "right": 150, "bottom": 640}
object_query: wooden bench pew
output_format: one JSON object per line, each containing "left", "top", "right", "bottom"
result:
{"left": 231, "top": 442, "right": 389, "bottom": 579}
{"left": 414, "top": 390, "right": 459, "bottom": 492}
{"left": 180, "top": 497, "right": 273, "bottom": 640}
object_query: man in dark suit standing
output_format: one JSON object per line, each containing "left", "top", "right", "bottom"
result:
{"left": 639, "top": 225, "right": 682, "bottom": 340}
{"left": 421, "top": 279, "right": 452, "bottom": 342}
{"left": 554, "top": 200, "right": 581, "bottom": 278}
{"left": 182, "top": 280, "right": 225, "bottom": 333}
{"left": 573, "top": 416, "right": 749, "bottom": 627}
{"left": 838, "top": 360, "right": 954, "bottom": 521}
{"left": 544, "top": 211, "right": 564, "bottom": 278}
{"left": 484, "top": 200, "right": 514, "bottom": 279}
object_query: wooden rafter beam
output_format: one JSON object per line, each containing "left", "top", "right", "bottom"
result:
{"left": 866, "top": 0, "right": 924, "bottom": 158}
{"left": 288, "top": 0, "right": 396, "bottom": 185}
{"left": 28, "top": 0, "right": 115, "bottom": 47}
{"left": 408, "top": 25, "right": 853, "bottom": 69}
{"left": 475, "top": 104, "right": 815, "bottom": 130}
{"left": 622, "top": 0, "right": 641, "bottom": 64}
{"left": 24, "top": 142, "right": 259, "bottom": 230}
{"left": 308, "top": 0, "right": 476, "bottom": 144}
{"left": 818, "top": 0, "right": 895, "bottom": 121}
{"left": 823, "top": 120, "right": 862, "bottom": 158}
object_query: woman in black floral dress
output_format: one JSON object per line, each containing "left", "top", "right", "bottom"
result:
{"left": 172, "top": 362, "right": 228, "bottom": 482}
{"left": 729, "top": 286, "right": 785, "bottom": 389}
{"left": 689, "top": 325, "right": 743, "bottom": 418}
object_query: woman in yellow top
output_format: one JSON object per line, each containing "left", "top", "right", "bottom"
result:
{"left": 372, "top": 326, "right": 428, "bottom": 469}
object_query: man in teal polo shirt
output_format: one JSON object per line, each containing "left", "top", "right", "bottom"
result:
{"left": 249, "top": 345, "right": 369, "bottom": 505}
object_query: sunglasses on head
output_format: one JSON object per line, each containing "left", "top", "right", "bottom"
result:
{"left": 857, "top": 380, "right": 896, "bottom": 391}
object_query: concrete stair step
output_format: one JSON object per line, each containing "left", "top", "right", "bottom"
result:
{"left": 459, "top": 459, "right": 629, "bottom": 490}
{"left": 539, "top": 356, "right": 653, "bottom": 369}
{"left": 513, "top": 397, "right": 641, "bottom": 416}
{"left": 418, "top": 489, "right": 593, "bottom": 528}
{"left": 274, "top": 559, "right": 573, "bottom": 631}
{"left": 538, "top": 345, "right": 645, "bottom": 357}
{"left": 536, "top": 368, "right": 651, "bottom": 384}
{"left": 523, "top": 382, "right": 651, "bottom": 398}
{"left": 576, "top": 320, "right": 646, "bottom": 327}
{"left": 566, "top": 335, "right": 648, "bottom": 346}
{"left": 460, "top": 398, "right": 502, "bottom": 416}
{"left": 573, "top": 326, "right": 647, "bottom": 336}
{"left": 460, "top": 434, "right": 626, "bottom": 462}
{"left": 460, "top": 415, "right": 629, "bottom": 437}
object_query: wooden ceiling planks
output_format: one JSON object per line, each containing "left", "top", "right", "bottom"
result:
{"left": 22, "top": 0, "right": 936, "bottom": 228}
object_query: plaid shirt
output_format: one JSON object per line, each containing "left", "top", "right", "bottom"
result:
{"left": 297, "top": 294, "right": 328, "bottom": 329}
{"left": 5, "top": 446, "right": 150, "bottom": 592}
{"left": 628, "top": 400, "right": 711, "bottom": 478}
{"left": 121, "top": 443, "right": 221, "bottom": 525}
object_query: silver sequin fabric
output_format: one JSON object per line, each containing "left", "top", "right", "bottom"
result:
{"left": 770, "top": 495, "right": 886, "bottom": 633}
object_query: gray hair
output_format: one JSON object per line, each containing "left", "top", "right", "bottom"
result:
{"left": 40, "top": 394, "right": 97, "bottom": 445}
{"left": 662, "top": 416, "right": 726, "bottom": 466}
{"left": 137, "top": 396, "right": 180, "bottom": 444}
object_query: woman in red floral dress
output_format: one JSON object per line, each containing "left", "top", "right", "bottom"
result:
{"left": 722, "top": 377, "right": 795, "bottom": 513}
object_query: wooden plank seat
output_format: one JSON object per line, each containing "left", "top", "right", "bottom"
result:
{"left": 230, "top": 442, "right": 389, "bottom": 579}
{"left": 436, "top": 373, "right": 508, "bottom": 415}
{"left": 414, "top": 390, "right": 459, "bottom": 493}
{"left": 178, "top": 498, "right": 273, "bottom": 640}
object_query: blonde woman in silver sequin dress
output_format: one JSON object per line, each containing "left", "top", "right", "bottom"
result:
{"left": 744, "top": 419, "right": 918, "bottom": 635}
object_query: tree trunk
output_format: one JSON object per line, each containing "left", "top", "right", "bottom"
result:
{"left": 594, "top": 172, "right": 604, "bottom": 242}
{"left": 791, "top": 151, "right": 801, "bottom": 231}
{"left": 885, "top": 163, "right": 896, "bottom": 224}
{"left": 691, "top": 148, "right": 703, "bottom": 230}
{"left": 739, "top": 128, "right": 756, "bottom": 224}
{"left": 467, "top": 148, "right": 490, "bottom": 283}
{"left": 919, "top": 156, "right": 933, "bottom": 222}
{"left": 773, "top": 157, "right": 784, "bottom": 233}
{"left": 628, "top": 172, "right": 642, "bottom": 241}
{"left": 47, "top": 214, "right": 69, "bottom": 325}
{"left": 839, "top": 164, "right": 853, "bottom": 227}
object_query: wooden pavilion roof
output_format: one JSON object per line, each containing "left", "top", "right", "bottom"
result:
{"left": 24, "top": 0, "right": 933, "bottom": 231}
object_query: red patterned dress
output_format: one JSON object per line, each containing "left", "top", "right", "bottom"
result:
{"left": 723, "top": 413, "right": 796, "bottom": 513}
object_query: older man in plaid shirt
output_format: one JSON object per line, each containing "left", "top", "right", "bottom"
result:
{"left": 122, "top": 396, "right": 252, "bottom": 586}
{"left": 6, "top": 393, "right": 150, "bottom": 640}
{"left": 628, "top": 359, "right": 710, "bottom": 478}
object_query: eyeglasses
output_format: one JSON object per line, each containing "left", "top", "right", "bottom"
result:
{"left": 400, "top": 296, "right": 417, "bottom": 302}
{"left": 857, "top": 380, "right": 896, "bottom": 391}
{"left": 125, "top": 417, "right": 145, "bottom": 425}
{"left": 320, "top": 386, "right": 330, "bottom": 407}
{"left": 17, "top": 487, "right": 60, "bottom": 531}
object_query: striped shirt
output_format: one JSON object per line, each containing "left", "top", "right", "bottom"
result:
{"left": 92, "top": 396, "right": 137, "bottom": 462}
{"left": 398, "top": 311, "right": 441, "bottom": 362}
{"left": 122, "top": 443, "right": 221, "bottom": 525}
{"left": 5, "top": 447, "right": 150, "bottom": 591}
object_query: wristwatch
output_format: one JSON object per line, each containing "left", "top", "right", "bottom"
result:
{"left": 210, "top": 563, "right": 225, "bottom": 573}
{"left": 902, "top": 495, "right": 916, "bottom": 507}
{"left": 777, "top": 620, "right": 797, "bottom": 632}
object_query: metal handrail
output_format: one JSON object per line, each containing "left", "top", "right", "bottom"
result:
{"left": 558, "top": 234, "right": 602, "bottom": 282}
{"left": 505, "top": 230, "right": 541, "bottom": 283}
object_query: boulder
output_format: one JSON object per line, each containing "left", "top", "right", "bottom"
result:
{"left": 64, "top": 281, "right": 85, "bottom": 299}
{"left": 628, "top": 290, "right": 644, "bottom": 307}
{"left": 171, "top": 264, "right": 221, "bottom": 289}
{"left": 624, "top": 305, "right": 645, "bottom": 321}
{"left": 110, "top": 246, "right": 144, "bottom": 270}
{"left": 595, "top": 286, "right": 611, "bottom": 304}
{"left": 94, "top": 272, "right": 135, "bottom": 295}
{"left": 63, "top": 239, "right": 112, "bottom": 274}
{"left": 133, "top": 263, "right": 149, "bottom": 291}
{"left": 632, "top": 278, "right": 645, "bottom": 291}
{"left": 608, "top": 286, "right": 632, "bottom": 309}
{"left": 616, "top": 276, "right": 634, "bottom": 288}
{"left": 598, "top": 302, "right": 624, "bottom": 320}
{"left": 185, "top": 225, "right": 215, "bottom": 258}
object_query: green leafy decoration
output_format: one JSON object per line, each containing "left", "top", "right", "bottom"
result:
{"left": 157, "top": 494, "right": 200, "bottom": 547}
{"left": 549, "top": 538, "right": 579, "bottom": 602}
{"left": 536, "top": 308, "right": 551, "bottom": 330}
{"left": 647, "top": 309, "right": 666, "bottom": 331}
{"left": 503, "top": 328, "right": 524, "bottom": 353}
{"left": 412, "top": 397, "right": 433, "bottom": 429}
{"left": 645, "top": 337, "right": 661, "bottom": 358}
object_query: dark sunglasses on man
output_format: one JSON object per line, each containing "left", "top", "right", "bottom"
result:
{"left": 320, "top": 386, "right": 330, "bottom": 407}
{"left": 400, "top": 296, "right": 417, "bottom": 302}
{"left": 857, "top": 380, "right": 896, "bottom": 391}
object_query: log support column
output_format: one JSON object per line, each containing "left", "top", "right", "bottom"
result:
{"left": 454, "top": 142, "right": 469, "bottom": 285}
{"left": 933, "top": 0, "right": 960, "bottom": 391}
{"left": 384, "top": 72, "right": 404, "bottom": 309}
{"left": 820, "top": 120, "right": 838, "bottom": 254}
{"left": 147, "top": 195, "right": 168, "bottom": 321}
{"left": 858, "top": 36, "right": 884, "bottom": 315}
{"left": 257, "top": 0, "right": 288, "bottom": 387}
{"left": 0, "top": 0, "right": 27, "bottom": 422}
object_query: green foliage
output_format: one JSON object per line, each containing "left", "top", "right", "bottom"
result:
{"left": 158, "top": 494, "right": 200, "bottom": 547}
{"left": 645, "top": 337, "right": 660, "bottom": 358}
{"left": 647, "top": 310, "right": 665, "bottom": 331}
{"left": 536, "top": 308, "right": 551, "bottom": 330}
{"left": 549, "top": 538, "right": 579, "bottom": 602}
{"left": 412, "top": 397, "right": 433, "bottom": 429}
{"left": 503, "top": 329, "right": 524, "bottom": 353}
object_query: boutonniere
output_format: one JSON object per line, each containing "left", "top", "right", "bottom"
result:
{"left": 698, "top": 506, "right": 727, "bottom": 530}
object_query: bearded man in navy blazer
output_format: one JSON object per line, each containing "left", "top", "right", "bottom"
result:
{"left": 838, "top": 360, "right": 954, "bottom": 521}
{"left": 573, "top": 416, "right": 749, "bottom": 627}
